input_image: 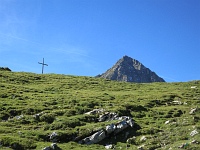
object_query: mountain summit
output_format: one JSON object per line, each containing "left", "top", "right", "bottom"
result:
{"left": 97, "top": 56, "right": 165, "bottom": 83}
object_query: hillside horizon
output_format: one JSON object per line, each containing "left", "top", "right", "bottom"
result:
{"left": 0, "top": 71, "right": 199, "bottom": 149}
{"left": 1, "top": 65, "right": 198, "bottom": 83}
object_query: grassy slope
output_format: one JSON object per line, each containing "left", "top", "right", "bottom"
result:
{"left": 0, "top": 71, "right": 199, "bottom": 150}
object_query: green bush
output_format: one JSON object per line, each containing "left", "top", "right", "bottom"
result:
{"left": 40, "top": 113, "right": 55, "bottom": 123}
{"left": 0, "top": 136, "right": 36, "bottom": 150}
{"left": 50, "top": 117, "right": 86, "bottom": 130}
{"left": 65, "top": 109, "right": 77, "bottom": 117}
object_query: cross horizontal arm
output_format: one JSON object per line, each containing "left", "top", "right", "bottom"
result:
{"left": 38, "top": 62, "right": 48, "bottom": 66}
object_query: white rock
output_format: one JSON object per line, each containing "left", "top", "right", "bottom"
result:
{"left": 51, "top": 143, "right": 58, "bottom": 149}
{"left": 50, "top": 132, "right": 58, "bottom": 142}
{"left": 85, "top": 109, "right": 104, "bottom": 115}
{"left": 138, "top": 145, "right": 145, "bottom": 150}
{"left": 43, "top": 147, "right": 51, "bottom": 150}
{"left": 140, "top": 136, "right": 147, "bottom": 142}
{"left": 172, "top": 101, "right": 182, "bottom": 105}
{"left": 127, "top": 118, "right": 134, "bottom": 127}
{"left": 191, "top": 140, "right": 198, "bottom": 144}
{"left": 189, "top": 108, "right": 197, "bottom": 114}
{"left": 191, "top": 86, "right": 197, "bottom": 89}
{"left": 165, "top": 120, "right": 170, "bottom": 124}
{"left": 106, "top": 124, "right": 115, "bottom": 134}
{"left": 190, "top": 129, "right": 198, "bottom": 136}
{"left": 15, "top": 115, "right": 24, "bottom": 120}
{"left": 105, "top": 144, "right": 113, "bottom": 149}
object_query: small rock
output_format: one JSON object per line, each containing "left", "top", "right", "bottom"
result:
{"left": 190, "top": 129, "right": 198, "bottom": 137}
{"left": 178, "top": 143, "right": 189, "bottom": 149}
{"left": 172, "top": 101, "right": 182, "bottom": 105}
{"left": 165, "top": 120, "right": 170, "bottom": 124}
{"left": 85, "top": 109, "right": 104, "bottom": 115}
{"left": 50, "top": 132, "right": 58, "bottom": 142}
{"left": 15, "top": 115, "right": 24, "bottom": 120}
{"left": 191, "top": 140, "right": 198, "bottom": 144}
{"left": 126, "top": 118, "right": 134, "bottom": 127}
{"left": 140, "top": 136, "right": 147, "bottom": 142}
{"left": 105, "top": 124, "right": 115, "bottom": 134}
{"left": 191, "top": 86, "right": 197, "bottom": 89}
{"left": 43, "top": 146, "right": 51, "bottom": 150}
{"left": 105, "top": 144, "right": 114, "bottom": 149}
{"left": 138, "top": 145, "right": 144, "bottom": 150}
{"left": 127, "top": 136, "right": 136, "bottom": 144}
{"left": 189, "top": 108, "right": 197, "bottom": 115}
{"left": 51, "top": 143, "right": 58, "bottom": 149}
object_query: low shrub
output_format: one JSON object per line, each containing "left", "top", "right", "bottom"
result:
{"left": 0, "top": 136, "right": 37, "bottom": 150}
{"left": 40, "top": 113, "right": 55, "bottom": 123}
{"left": 50, "top": 117, "right": 86, "bottom": 130}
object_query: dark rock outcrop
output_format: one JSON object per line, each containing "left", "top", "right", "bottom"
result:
{"left": 0, "top": 67, "right": 11, "bottom": 71}
{"left": 97, "top": 55, "right": 165, "bottom": 83}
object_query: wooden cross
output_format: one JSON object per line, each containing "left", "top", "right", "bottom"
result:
{"left": 38, "top": 58, "right": 48, "bottom": 74}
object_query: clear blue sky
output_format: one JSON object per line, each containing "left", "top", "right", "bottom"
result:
{"left": 0, "top": 0, "right": 199, "bottom": 82}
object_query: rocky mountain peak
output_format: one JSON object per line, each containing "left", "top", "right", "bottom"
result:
{"left": 97, "top": 56, "right": 165, "bottom": 83}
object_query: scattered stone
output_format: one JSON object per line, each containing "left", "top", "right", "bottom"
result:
{"left": 114, "top": 120, "right": 129, "bottom": 134}
{"left": 79, "top": 116, "right": 134, "bottom": 144}
{"left": 191, "top": 86, "right": 197, "bottom": 89}
{"left": 127, "top": 136, "right": 136, "bottom": 144}
{"left": 105, "top": 124, "right": 115, "bottom": 134}
{"left": 190, "top": 129, "right": 198, "bottom": 137}
{"left": 126, "top": 117, "right": 134, "bottom": 127}
{"left": 98, "top": 112, "right": 118, "bottom": 122}
{"left": 50, "top": 132, "right": 58, "bottom": 142}
{"left": 81, "top": 110, "right": 134, "bottom": 145}
{"left": 172, "top": 101, "right": 182, "bottom": 105}
{"left": 140, "top": 136, "right": 147, "bottom": 142}
{"left": 105, "top": 144, "right": 114, "bottom": 149}
{"left": 84, "top": 109, "right": 104, "bottom": 115}
{"left": 191, "top": 140, "right": 198, "bottom": 144}
{"left": 43, "top": 146, "right": 51, "bottom": 150}
{"left": 81, "top": 130, "right": 106, "bottom": 144}
{"left": 138, "top": 145, "right": 145, "bottom": 150}
{"left": 51, "top": 143, "right": 59, "bottom": 150}
{"left": 165, "top": 120, "right": 170, "bottom": 124}
{"left": 189, "top": 108, "right": 198, "bottom": 115}
{"left": 33, "top": 112, "right": 44, "bottom": 120}
{"left": 183, "top": 102, "right": 187, "bottom": 105}
{"left": 15, "top": 115, "right": 24, "bottom": 120}
{"left": 178, "top": 143, "right": 189, "bottom": 149}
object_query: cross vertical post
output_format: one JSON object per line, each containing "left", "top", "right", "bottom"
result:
{"left": 38, "top": 58, "right": 48, "bottom": 74}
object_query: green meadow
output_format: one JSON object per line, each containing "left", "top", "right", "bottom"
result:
{"left": 0, "top": 71, "right": 199, "bottom": 149}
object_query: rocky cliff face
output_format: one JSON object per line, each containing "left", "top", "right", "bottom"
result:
{"left": 97, "top": 56, "right": 165, "bottom": 83}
